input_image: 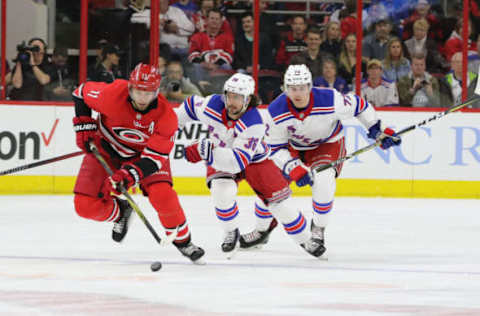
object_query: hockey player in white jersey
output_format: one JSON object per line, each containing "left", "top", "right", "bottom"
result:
{"left": 176, "top": 73, "right": 325, "bottom": 258}
{"left": 239, "top": 64, "right": 402, "bottom": 254}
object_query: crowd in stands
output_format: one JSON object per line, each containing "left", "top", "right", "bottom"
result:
{"left": 2, "top": 0, "right": 480, "bottom": 108}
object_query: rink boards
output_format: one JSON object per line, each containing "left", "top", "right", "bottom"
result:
{"left": 0, "top": 103, "right": 479, "bottom": 198}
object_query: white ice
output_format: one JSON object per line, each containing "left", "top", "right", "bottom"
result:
{"left": 1, "top": 195, "right": 479, "bottom": 316}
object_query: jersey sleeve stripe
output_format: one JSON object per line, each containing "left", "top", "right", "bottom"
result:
{"left": 232, "top": 149, "right": 249, "bottom": 170}
{"left": 184, "top": 96, "right": 198, "bottom": 121}
{"left": 72, "top": 83, "right": 84, "bottom": 99}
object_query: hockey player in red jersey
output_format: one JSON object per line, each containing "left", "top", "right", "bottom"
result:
{"left": 72, "top": 63, "right": 205, "bottom": 263}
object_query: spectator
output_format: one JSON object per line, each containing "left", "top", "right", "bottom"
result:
{"left": 171, "top": 0, "right": 198, "bottom": 20}
{"left": 313, "top": 58, "right": 349, "bottom": 94}
{"left": 382, "top": 37, "right": 411, "bottom": 82}
{"left": 404, "top": 18, "right": 449, "bottom": 74}
{"left": 444, "top": 19, "right": 477, "bottom": 62}
{"left": 469, "top": 33, "right": 480, "bottom": 74}
{"left": 192, "top": 0, "right": 233, "bottom": 36}
{"left": 275, "top": 15, "right": 307, "bottom": 70}
{"left": 320, "top": 21, "right": 342, "bottom": 59}
{"left": 397, "top": 52, "right": 440, "bottom": 107}
{"left": 338, "top": 33, "right": 367, "bottom": 87}
{"left": 88, "top": 44, "right": 123, "bottom": 83}
{"left": 442, "top": 52, "right": 478, "bottom": 105}
{"left": 233, "top": 11, "right": 274, "bottom": 73}
{"left": 290, "top": 27, "right": 325, "bottom": 78}
{"left": 361, "top": 59, "right": 399, "bottom": 107}
{"left": 363, "top": 0, "right": 389, "bottom": 31}
{"left": 340, "top": 0, "right": 357, "bottom": 38}
{"left": 159, "top": 0, "right": 195, "bottom": 60}
{"left": 188, "top": 9, "right": 234, "bottom": 91}
{"left": 402, "top": 0, "right": 442, "bottom": 43}
{"left": 9, "top": 37, "right": 55, "bottom": 101}
{"left": 44, "top": 47, "right": 77, "bottom": 101}
{"left": 362, "top": 19, "right": 392, "bottom": 61}
{"left": 159, "top": 60, "right": 202, "bottom": 102}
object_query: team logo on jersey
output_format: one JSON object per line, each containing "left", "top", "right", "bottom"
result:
{"left": 112, "top": 127, "right": 149, "bottom": 144}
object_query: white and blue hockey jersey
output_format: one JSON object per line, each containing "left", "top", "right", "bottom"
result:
{"left": 175, "top": 94, "right": 270, "bottom": 174}
{"left": 265, "top": 87, "right": 378, "bottom": 168}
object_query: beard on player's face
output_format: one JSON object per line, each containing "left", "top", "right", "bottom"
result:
{"left": 130, "top": 88, "right": 157, "bottom": 111}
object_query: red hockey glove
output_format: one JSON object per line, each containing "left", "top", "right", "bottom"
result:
{"left": 283, "top": 158, "right": 313, "bottom": 187}
{"left": 73, "top": 116, "right": 97, "bottom": 153}
{"left": 367, "top": 120, "right": 402, "bottom": 150}
{"left": 100, "top": 164, "right": 142, "bottom": 198}
{"left": 184, "top": 138, "right": 214, "bottom": 165}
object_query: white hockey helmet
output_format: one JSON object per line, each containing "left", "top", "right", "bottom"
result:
{"left": 284, "top": 64, "right": 312, "bottom": 89}
{"left": 223, "top": 73, "right": 256, "bottom": 111}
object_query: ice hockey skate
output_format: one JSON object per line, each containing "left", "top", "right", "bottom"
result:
{"left": 175, "top": 240, "right": 206, "bottom": 264}
{"left": 112, "top": 199, "right": 133, "bottom": 243}
{"left": 301, "top": 237, "right": 326, "bottom": 258}
{"left": 222, "top": 228, "right": 240, "bottom": 259}
{"left": 309, "top": 222, "right": 327, "bottom": 259}
{"left": 239, "top": 218, "right": 278, "bottom": 250}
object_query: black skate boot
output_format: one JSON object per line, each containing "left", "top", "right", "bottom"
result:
{"left": 175, "top": 240, "right": 206, "bottom": 263}
{"left": 222, "top": 228, "right": 240, "bottom": 251}
{"left": 301, "top": 237, "right": 326, "bottom": 258}
{"left": 239, "top": 218, "right": 278, "bottom": 249}
{"left": 112, "top": 199, "right": 133, "bottom": 243}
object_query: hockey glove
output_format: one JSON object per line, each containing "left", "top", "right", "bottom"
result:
{"left": 100, "top": 164, "right": 142, "bottom": 198}
{"left": 367, "top": 120, "right": 402, "bottom": 150}
{"left": 73, "top": 116, "right": 98, "bottom": 153}
{"left": 283, "top": 158, "right": 313, "bottom": 187}
{"left": 184, "top": 138, "right": 214, "bottom": 165}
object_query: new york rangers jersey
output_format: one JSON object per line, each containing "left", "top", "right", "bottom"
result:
{"left": 73, "top": 80, "right": 177, "bottom": 171}
{"left": 175, "top": 94, "right": 270, "bottom": 174}
{"left": 265, "top": 87, "right": 378, "bottom": 167}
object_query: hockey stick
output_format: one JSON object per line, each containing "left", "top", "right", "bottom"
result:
{"left": 315, "top": 97, "right": 480, "bottom": 173}
{"left": 0, "top": 151, "right": 83, "bottom": 176}
{"left": 89, "top": 143, "right": 177, "bottom": 246}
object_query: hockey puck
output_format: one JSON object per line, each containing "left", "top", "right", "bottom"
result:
{"left": 150, "top": 261, "right": 162, "bottom": 272}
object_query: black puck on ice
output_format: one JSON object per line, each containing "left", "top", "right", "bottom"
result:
{"left": 150, "top": 261, "right": 162, "bottom": 272}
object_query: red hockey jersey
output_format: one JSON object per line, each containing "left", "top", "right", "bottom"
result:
{"left": 73, "top": 80, "right": 177, "bottom": 169}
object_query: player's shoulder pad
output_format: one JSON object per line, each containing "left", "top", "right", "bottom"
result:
{"left": 267, "top": 93, "right": 289, "bottom": 122}
{"left": 156, "top": 96, "right": 179, "bottom": 136}
{"left": 237, "top": 107, "right": 263, "bottom": 130}
{"left": 311, "top": 87, "right": 335, "bottom": 108}
{"left": 206, "top": 94, "right": 225, "bottom": 111}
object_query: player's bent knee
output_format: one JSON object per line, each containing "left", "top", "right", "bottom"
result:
{"left": 210, "top": 178, "right": 237, "bottom": 208}
{"left": 74, "top": 193, "right": 106, "bottom": 220}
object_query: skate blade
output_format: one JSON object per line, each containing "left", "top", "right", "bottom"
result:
{"left": 318, "top": 250, "right": 328, "bottom": 261}
{"left": 239, "top": 244, "right": 263, "bottom": 251}
{"left": 192, "top": 258, "right": 207, "bottom": 265}
{"left": 224, "top": 245, "right": 240, "bottom": 260}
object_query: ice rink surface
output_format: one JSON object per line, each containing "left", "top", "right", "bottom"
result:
{"left": 1, "top": 194, "right": 479, "bottom": 316}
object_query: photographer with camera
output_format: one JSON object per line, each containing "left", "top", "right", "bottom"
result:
{"left": 44, "top": 47, "right": 77, "bottom": 101}
{"left": 9, "top": 38, "right": 55, "bottom": 101}
{"left": 397, "top": 51, "right": 440, "bottom": 107}
{"left": 159, "top": 60, "right": 202, "bottom": 102}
